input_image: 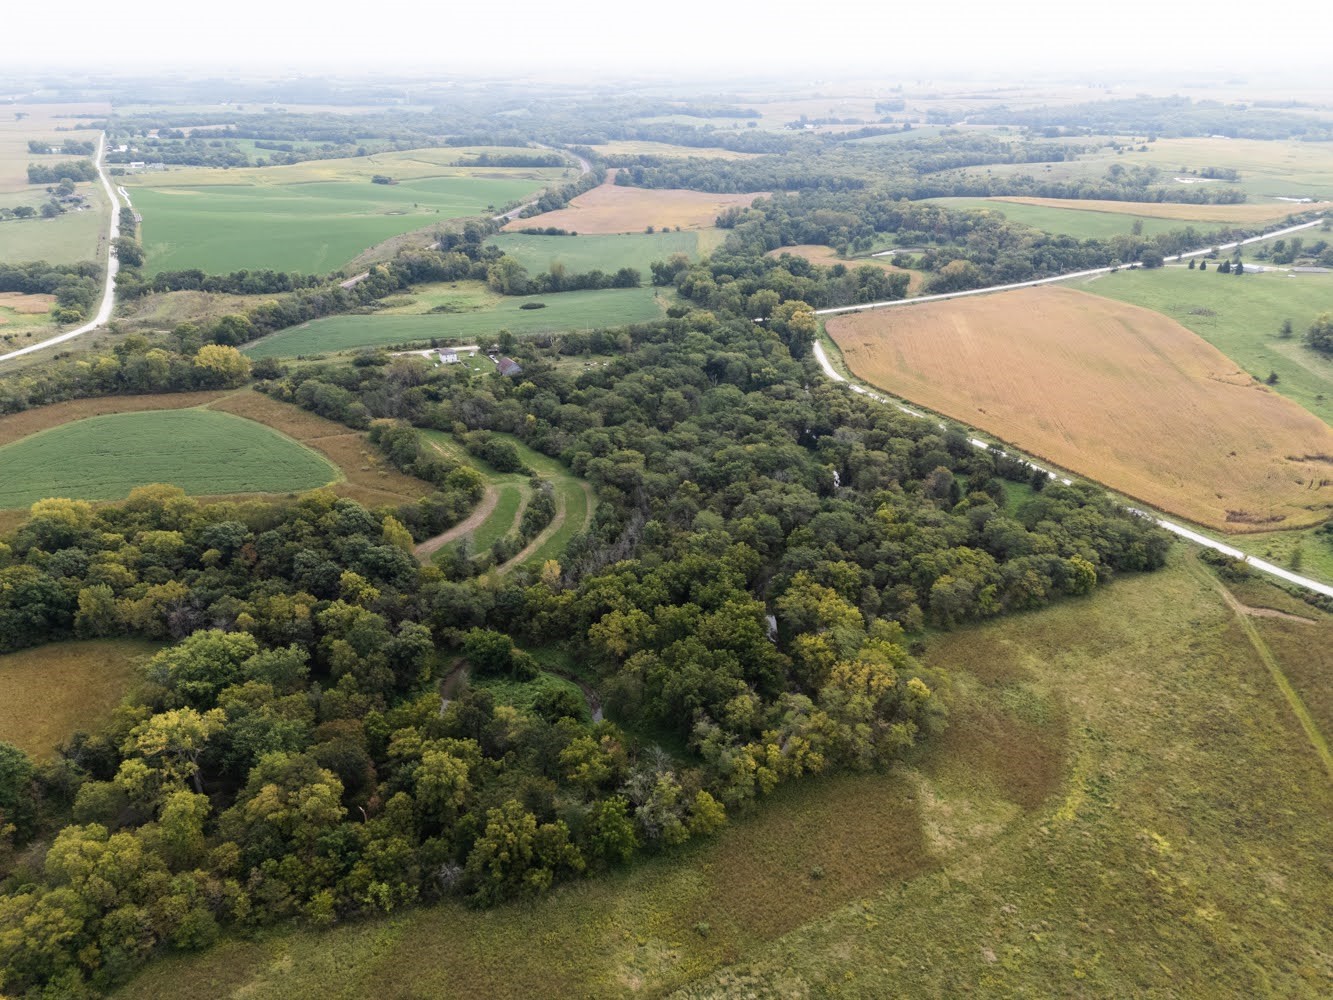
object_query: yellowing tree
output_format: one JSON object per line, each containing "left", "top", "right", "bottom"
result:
{"left": 192, "top": 344, "right": 252, "bottom": 387}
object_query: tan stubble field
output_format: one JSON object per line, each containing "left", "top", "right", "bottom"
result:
{"left": 826, "top": 285, "right": 1333, "bottom": 532}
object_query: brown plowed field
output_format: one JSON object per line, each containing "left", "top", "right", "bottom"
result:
{"left": 826, "top": 285, "right": 1333, "bottom": 533}
{"left": 504, "top": 176, "right": 764, "bottom": 234}
{"left": 991, "top": 196, "right": 1331, "bottom": 224}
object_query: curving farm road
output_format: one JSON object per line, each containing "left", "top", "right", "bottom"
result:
{"left": 492, "top": 146, "right": 592, "bottom": 223}
{"left": 0, "top": 133, "right": 125, "bottom": 364}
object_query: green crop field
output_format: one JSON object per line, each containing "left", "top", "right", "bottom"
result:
{"left": 0, "top": 639, "right": 162, "bottom": 758}
{"left": 0, "top": 409, "right": 338, "bottom": 508}
{"left": 120, "top": 552, "right": 1333, "bottom": 998}
{"left": 242, "top": 287, "right": 668, "bottom": 358}
{"left": 929, "top": 197, "right": 1220, "bottom": 240}
{"left": 488, "top": 230, "right": 703, "bottom": 276}
{"left": 1073, "top": 266, "right": 1333, "bottom": 426}
{"left": 131, "top": 173, "right": 552, "bottom": 275}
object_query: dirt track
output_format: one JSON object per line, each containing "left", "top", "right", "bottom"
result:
{"left": 413, "top": 486, "right": 500, "bottom": 561}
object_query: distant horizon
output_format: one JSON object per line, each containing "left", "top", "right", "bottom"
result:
{"left": 6, "top": 0, "right": 1332, "bottom": 80}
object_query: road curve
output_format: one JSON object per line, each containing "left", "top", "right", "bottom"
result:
{"left": 811, "top": 340, "right": 1333, "bottom": 599}
{"left": 0, "top": 133, "right": 124, "bottom": 364}
{"left": 492, "top": 146, "right": 593, "bottom": 223}
{"left": 814, "top": 215, "right": 1327, "bottom": 318}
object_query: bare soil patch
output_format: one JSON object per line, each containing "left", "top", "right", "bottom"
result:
{"left": 992, "top": 196, "right": 1332, "bottom": 224}
{"left": 826, "top": 285, "right": 1333, "bottom": 533}
{"left": 505, "top": 176, "right": 764, "bottom": 234}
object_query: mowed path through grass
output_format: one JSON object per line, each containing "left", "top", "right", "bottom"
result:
{"left": 242, "top": 287, "right": 666, "bottom": 358}
{"left": 120, "top": 555, "right": 1333, "bottom": 998}
{"left": 134, "top": 174, "right": 552, "bottom": 274}
{"left": 0, "top": 408, "right": 337, "bottom": 508}
{"left": 417, "top": 430, "right": 593, "bottom": 570}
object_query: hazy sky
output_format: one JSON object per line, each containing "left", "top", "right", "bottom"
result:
{"left": 7, "top": 0, "right": 1333, "bottom": 78}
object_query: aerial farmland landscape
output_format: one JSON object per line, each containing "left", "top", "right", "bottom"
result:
{"left": 0, "top": 3, "right": 1331, "bottom": 997}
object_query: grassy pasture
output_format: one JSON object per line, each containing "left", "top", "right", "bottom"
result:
{"left": 0, "top": 639, "right": 161, "bottom": 758}
{"left": 1073, "top": 266, "right": 1333, "bottom": 425}
{"left": 503, "top": 177, "right": 764, "bottom": 234}
{"left": 121, "top": 554, "right": 1333, "bottom": 998}
{"left": 928, "top": 197, "right": 1224, "bottom": 240}
{"left": 766, "top": 243, "right": 927, "bottom": 293}
{"left": 132, "top": 173, "right": 554, "bottom": 275}
{"left": 991, "top": 195, "right": 1330, "bottom": 224}
{"left": 242, "top": 287, "right": 666, "bottom": 358}
{"left": 954, "top": 136, "right": 1333, "bottom": 202}
{"left": 589, "top": 140, "right": 761, "bottom": 160}
{"left": 0, "top": 409, "right": 337, "bottom": 508}
{"left": 826, "top": 285, "right": 1333, "bottom": 533}
{"left": 488, "top": 230, "right": 702, "bottom": 276}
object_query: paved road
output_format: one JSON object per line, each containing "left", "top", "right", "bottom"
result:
{"left": 812, "top": 333, "right": 1333, "bottom": 599}
{"left": 814, "top": 215, "right": 1328, "bottom": 318}
{"left": 492, "top": 146, "right": 593, "bottom": 223}
{"left": 0, "top": 133, "right": 124, "bottom": 364}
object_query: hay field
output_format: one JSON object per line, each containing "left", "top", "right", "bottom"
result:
{"left": 826, "top": 285, "right": 1333, "bottom": 532}
{"left": 767, "top": 244, "right": 926, "bottom": 293}
{"left": 0, "top": 409, "right": 337, "bottom": 508}
{"left": 504, "top": 178, "right": 764, "bottom": 234}
{"left": 0, "top": 103, "right": 108, "bottom": 193}
{"left": 992, "top": 195, "right": 1331, "bottom": 224}
{"left": 242, "top": 286, "right": 666, "bottom": 358}
{"left": 591, "top": 140, "right": 760, "bottom": 160}
{"left": 489, "top": 230, "right": 702, "bottom": 275}
{"left": 0, "top": 639, "right": 160, "bottom": 758}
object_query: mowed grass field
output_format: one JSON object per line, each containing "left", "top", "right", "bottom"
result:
{"left": 1075, "top": 266, "right": 1333, "bottom": 426}
{"left": 826, "top": 285, "right": 1333, "bottom": 532}
{"left": 504, "top": 177, "right": 764, "bottom": 234}
{"left": 955, "top": 136, "right": 1333, "bottom": 202}
{"left": 0, "top": 103, "right": 112, "bottom": 264}
{"left": 488, "top": 230, "right": 703, "bottom": 276}
{"left": 242, "top": 287, "right": 667, "bottom": 358}
{"left": 588, "top": 140, "right": 761, "bottom": 160}
{"left": 928, "top": 197, "right": 1226, "bottom": 240}
{"left": 120, "top": 553, "right": 1333, "bottom": 998}
{"left": 132, "top": 174, "right": 552, "bottom": 275}
{"left": 0, "top": 639, "right": 161, "bottom": 758}
{"left": 992, "top": 195, "right": 1330, "bottom": 225}
{"left": 767, "top": 244, "right": 927, "bottom": 293}
{"left": 0, "top": 409, "right": 337, "bottom": 508}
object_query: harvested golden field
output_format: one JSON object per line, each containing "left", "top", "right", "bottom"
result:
{"left": 826, "top": 285, "right": 1333, "bottom": 532}
{"left": 991, "top": 196, "right": 1332, "bottom": 224}
{"left": 767, "top": 244, "right": 926, "bottom": 293}
{"left": 0, "top": 292, "right": 56, "bottom": 313}
{"left": 0, "top": 639, "right": 160, "bottom": 757}
{"left": 504, "top": 177, "right": 764, "bottom": 234}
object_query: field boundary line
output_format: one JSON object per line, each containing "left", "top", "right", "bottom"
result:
{"left": 1189, "top": 556, "right": 1333, "bottom": 778}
